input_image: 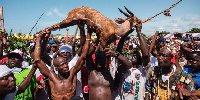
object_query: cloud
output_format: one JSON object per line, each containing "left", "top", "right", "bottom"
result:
{"left": 181, "top": 15, "right": 200, "bottom": 21}
{"left": 46, "top": 8, "right": 66, "bottom": 18}
{"left": 144, "top": 15, "right": 200, "bottom": 35}
{"left": 46, "top": 11, "right": 52, "bottom": 16}
{"left": 52, "top": 8, "right": 66, "bottom": 18}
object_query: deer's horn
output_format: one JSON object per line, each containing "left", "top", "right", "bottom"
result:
{"left": 124, "top": 6, "right": 134, "bottom": 16}
{"left": 118, "top": 8, "right": 131, "bottom": 17}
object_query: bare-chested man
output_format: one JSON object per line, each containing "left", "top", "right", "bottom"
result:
{"left": 85, "top": 28, "right": 135, "bottom": 100}
{"left": 34, "top": 26, "right": 92, "bottom": 100}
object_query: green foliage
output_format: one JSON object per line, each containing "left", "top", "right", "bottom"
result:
{"left": 122, "top": 49, "right": 133, "bottom": 56}
{"left": 160, "top": 31, "right": 170, "bottom": 34}
{"left": 186, "top": 28, "right": 200, "bottom": 33}
{"left": 6, "top": 35, "right": 29, "bottom": 53}
{"left": 109, "top": 45, "right": 116, "bottom": 50}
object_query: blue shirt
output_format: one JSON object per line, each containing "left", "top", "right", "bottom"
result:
{"left": 184, "top": 68, "right": 200, "bottom": 89}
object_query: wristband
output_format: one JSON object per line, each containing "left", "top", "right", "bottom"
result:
{"left": 115, "top": 51, "right": 121, "bottom": 57}
{"left": 35, "top": 47, "right": 41, "bottom": 49}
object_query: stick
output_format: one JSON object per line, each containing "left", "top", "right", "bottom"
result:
{"left": 0, "top": 6, "right": 5, "bottom": 33}
{"left": 73, "top": 25, "right": 79, "bottom": 42}
{"left": 29, "top": 13, "right": 44, "bottom": 35}
{"left": 142, "top": 0, "right": 183, "bottom": 23}
{"left": 149, "top": 31, "right": 159, "bottom": 54}
{"left": 0, "top": 6, "right": 6, "bottom": 44}
{"left": 65, "top": 29, "right": 69, "bottom": 44}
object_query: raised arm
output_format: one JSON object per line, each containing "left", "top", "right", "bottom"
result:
{"left": 136, "top": 22, "right": 150, "bottom": 66}
{"left": 34, "top": 30, "right": 54, "bottom": 80}
{"left": 17, "top": 63, "right": 37, "bottom": 94}
{"left": 104, "top": 28, "right": 134, "bottom": 66}
{"left": 180, "top": 44, "right": 192, "bottom": 53}
{"left": 116, "top": 28, "right": 134, "bottom": 52}
{"left": 41, "top": 38, "right": 52, "bottom": 66}
{"left": 76, "top": 21, "right": 86, "bottom": 56}
{"left": 69, "top": 25, "right": 92, "bottom": 80}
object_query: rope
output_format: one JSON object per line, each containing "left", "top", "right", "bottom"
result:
{"left": 142, "top": 0, "right": 183, "bottom": 23}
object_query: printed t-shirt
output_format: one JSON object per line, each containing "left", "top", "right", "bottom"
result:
{"left": 184, "top": 67, "right": 200, "bottom": 89}
{"left": 119, "top": 66, "right": 148, "bottom": 100}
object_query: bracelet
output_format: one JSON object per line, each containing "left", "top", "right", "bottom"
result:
{"left": 115, "top": 51, "right": 121, "bottom": 57}
{"left": 86, "top": 38, "right": 91, "bottom": 41}
{"left": 35, "top": 47, "right": 41, "bottom": 49}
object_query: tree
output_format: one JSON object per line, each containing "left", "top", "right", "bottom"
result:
{"left": 186, "top": 28, "right": 200, "bottom": 33}
{"left": 160, "top": 31, "right": 170, "bottom": 34}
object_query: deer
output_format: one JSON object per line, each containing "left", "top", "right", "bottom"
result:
{"left": 44, "top": 0, "right": 182, "bottom": 48}
{"left": 44, "top": 6, "right": 141, "bottom": 48}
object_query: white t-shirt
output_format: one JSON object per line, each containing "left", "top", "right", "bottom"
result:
{"left": 150, "top": 55, "right": 158, "bottom": 67}
{"left": 117, "top": 66, "right": 148, "bottom": 100}
{"left": 68, "top": 54, "right": 83, "bottom": 98}
{"left": 5, "top": 86, "right": 18, "bottom": 100}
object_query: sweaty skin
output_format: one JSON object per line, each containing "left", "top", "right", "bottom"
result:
{"left": 34, "top": 27, "right": 91, "bottom": 100}
{"left": 88, "top": 68, "right": 114, "bottom": 100}
{"left": 84, "top": 42, "right": 112, "bottom": 100}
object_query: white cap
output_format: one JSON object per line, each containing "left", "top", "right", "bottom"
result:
{"left": 59, "top": 45, "right": 72, "bottom": 55}
{"left": 0, "top": 65, "right": 13, "bottom": 78}
{"left": 8, "top": 49, "right": 23, "bottom": 59}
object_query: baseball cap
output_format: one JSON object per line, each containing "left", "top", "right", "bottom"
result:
{"left": 51, "top": 44, "right": 58, "bottom": 47}
{"left": 49, "top": 40, "right": 55, "bottom": 44}
{"left": 7, "top": 49, "right": 23, "bottom": 59}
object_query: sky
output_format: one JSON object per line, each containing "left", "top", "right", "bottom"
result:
{"left": 0, "top": 0, "right": 200, "bottom": 36}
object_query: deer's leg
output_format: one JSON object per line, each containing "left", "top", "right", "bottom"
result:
{"left": 46, "top": 18, "right": 81, "bottom": 31}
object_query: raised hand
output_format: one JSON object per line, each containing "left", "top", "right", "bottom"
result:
{"left": 135, "top": 21, "right": 142, "bottom": 33}
{"left": 36, "top": 30, "right": 51, "bottom": 40}
{"left": 78, "top": 20, "right": 85, "bottom": 29}
{"left": 87, "top": 25, "right": 95, "bottom": 35}
{"left": 104, "top": 48, "right": 117, "bottom": 57}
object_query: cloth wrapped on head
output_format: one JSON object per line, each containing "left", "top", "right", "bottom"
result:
{"left": 59, "top": 45, "right": 72, "bottom": 55}
{"left": 0, "top": 65, "right": 18, "bottom": 78}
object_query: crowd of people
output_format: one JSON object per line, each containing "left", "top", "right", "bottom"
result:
{"left": 1, "top": 20, "right": 200, "bottom": 100}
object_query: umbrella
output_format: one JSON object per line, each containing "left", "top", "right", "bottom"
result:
{"left": 13, "top": 33, "right": 20, "bottom": 39}
{"left": 25, "top": 34, "right": 30, "bottom": 39}
{"left": 76, "top": 35, "right": 80, "bottom": 39}
{"left": 91, "top": 35, "right": 97, "bottom": 39}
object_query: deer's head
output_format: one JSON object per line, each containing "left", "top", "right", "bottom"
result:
{"left": 115, "top": 6, "right": 141, "bottom": 27}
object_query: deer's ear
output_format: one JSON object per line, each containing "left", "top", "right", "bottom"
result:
{"left": 115, "top": 18, "right": 125, "bottom": 24}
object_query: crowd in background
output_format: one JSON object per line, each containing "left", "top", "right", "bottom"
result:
{"left": 1, "top": 24, "right": 200, "bottom": 100}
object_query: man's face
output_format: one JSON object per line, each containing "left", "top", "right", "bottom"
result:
{"left": 5, "top": 42, "right": 12, "bottom": 49}
{"left": 51, "top": 46, "right": 57, "bottom": 52}
{"left": 95, "top": 52, "right": 106, "bottom": 68}
{"left": 158, "top": 48, "right": 172, "bottom": 67}
{"left": 54, "top": 57, "right": 69, "bottom": 75}
{"left": 189, "top": 54, "right": 200, "bottom": 68}
{"left": 59, "top": 52, "right": 71, "bottom": 60}
{"left": 0, "top": 74, "right": 16, "bottom": 94}
{"left": 46, "top": 44, "right": 51, "bottom": 50}
{"left": 130, "top": 51, "right": 142, "bottom": 65}
{"left": 8, "top": 53, "right": 22, "bottom": 68}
